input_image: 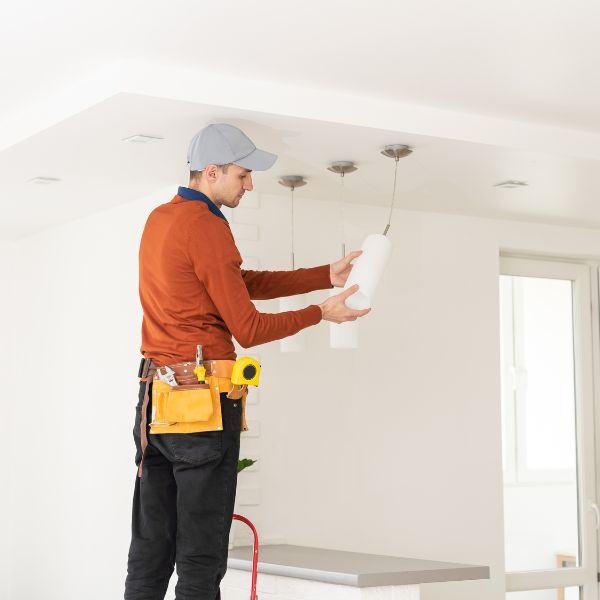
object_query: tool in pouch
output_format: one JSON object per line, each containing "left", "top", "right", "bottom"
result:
{"left": 150, "top": 345, "right": 261, "bottom": 434}
{"left": 194, "top": 344, "right": 206, "bottom": 383}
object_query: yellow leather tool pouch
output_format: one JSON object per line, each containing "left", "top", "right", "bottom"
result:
{"left": 165, "top": 385, "right": 213, "bottom": 422}
{"left": 151, "top": 380, "right": 213, "bottom": 426}
{"left": 149, "top": 365, "right": 246, "bottom": 434}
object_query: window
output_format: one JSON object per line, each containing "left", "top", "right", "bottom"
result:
{"left": 500, "top": 257, "right": 598, "bottom": 598}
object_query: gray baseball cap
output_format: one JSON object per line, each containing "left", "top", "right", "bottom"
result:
{"left": 187, "top": 123, "right": 277, "bottom": 172}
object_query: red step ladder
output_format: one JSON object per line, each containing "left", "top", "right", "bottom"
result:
{"left": 232, "top": 514, "right": 259, "bottom": 600}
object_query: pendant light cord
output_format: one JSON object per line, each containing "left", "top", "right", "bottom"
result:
{"left": 290, "top": 186, "right": 295, "bottom": 270}
{"left": 339, "top": 173, "right": 346, "bottom": 259}
{"left": 383, "top": 157, "right": 399, "bottom": 236}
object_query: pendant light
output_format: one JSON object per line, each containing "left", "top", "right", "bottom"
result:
{"left": 342, "top": 144, "right": 412, "bottom": 310}
{"left": 327, "top": 161, "right": 358, "bottom": 349}
{"left": 278, "top": 175, "right": 307, "bottom": 353}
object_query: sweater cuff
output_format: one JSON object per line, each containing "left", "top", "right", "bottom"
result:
{"left": 312, "top": 264, "right": 333, "bottom": 290}
{"left": 303, "top": 304, "right": 323, "bottom": 326}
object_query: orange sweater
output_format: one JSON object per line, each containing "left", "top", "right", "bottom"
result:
{"left": 139, "top": 191, "right": 332, "bottom": 365}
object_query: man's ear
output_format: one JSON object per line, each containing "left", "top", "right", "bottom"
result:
{"left": 204, "top": 164, "right": 219, "bottom": 182}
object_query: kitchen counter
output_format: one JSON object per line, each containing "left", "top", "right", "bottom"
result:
{"left": 223, "top": 544, "right": 489, "bottom": 599}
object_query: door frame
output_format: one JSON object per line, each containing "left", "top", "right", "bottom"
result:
{"left": 500, "top": 256, "right": 599, "bottom": 598}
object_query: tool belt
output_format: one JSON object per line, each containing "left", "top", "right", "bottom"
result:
{"left": 150, "top": 359, "right": 248, "bottom": 434}
{"left": 137, "top": 357, "right": 248, "bottom": 477}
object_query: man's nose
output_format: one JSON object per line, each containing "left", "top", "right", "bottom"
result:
{"left": 244, "top": 175, "right": 254, "bottom": 191}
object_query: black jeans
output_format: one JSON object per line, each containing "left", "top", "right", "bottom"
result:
{"left": 125, "top": 381, "right": 241, "bottom": 600}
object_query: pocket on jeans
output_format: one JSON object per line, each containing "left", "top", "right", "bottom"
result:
{"left": 163, "top": 431, "right": 223, "bottom": 466}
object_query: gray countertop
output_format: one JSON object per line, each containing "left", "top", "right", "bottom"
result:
{"left": 227, "top": 544, "right": 490, "bottom": 588}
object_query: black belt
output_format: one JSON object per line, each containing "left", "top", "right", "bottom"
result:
{"left": 136, "top": 357, "right": 158, "bottom": 478}
{"left": 137, "top": 357, "right": 155, "bottom": 379}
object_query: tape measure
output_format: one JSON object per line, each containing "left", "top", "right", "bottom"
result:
{"left": 231, "top": 356, "right": 261, "bottom": 387}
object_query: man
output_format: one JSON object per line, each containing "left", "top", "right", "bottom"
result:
{"left": 125, "top": 123, "right": 369, "bottom": 600}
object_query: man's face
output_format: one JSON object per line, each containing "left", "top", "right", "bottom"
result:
{"left": 213, "top": 164, "right": 254, "bottom": 208}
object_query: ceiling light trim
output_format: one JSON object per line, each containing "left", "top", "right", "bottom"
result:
{"left": 493, "top": 180, "right": 528, "bottom": 189}
{"left": 122, "top": 134, "right": 165, "bottom": 143}
{"left": 28, "top": 176, "right": 61, "bottom": 185}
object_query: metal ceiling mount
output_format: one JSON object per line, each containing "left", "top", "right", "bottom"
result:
{"left": 381, "top": 144, "right": 413, "bottom": 161}
{"left": 327, "top": 161, "right": 358, "bottom": 176}
{"left": 278, "top": 175, "right": 307, "bottom": 190}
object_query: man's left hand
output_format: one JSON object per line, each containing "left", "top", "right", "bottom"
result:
{"left": 330, "top": 250, "right": 362, "bottom": 287}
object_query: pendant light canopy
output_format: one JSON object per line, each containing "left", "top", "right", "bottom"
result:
{"left": 327, "top": 161, "right": 358, "bottom": 174}
{"left": 278, "top": 175, "right": 307, "bottom": 188}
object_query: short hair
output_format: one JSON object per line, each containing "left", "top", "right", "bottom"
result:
{"left": 189, "top": 163, "right": 231, "bottom": 183}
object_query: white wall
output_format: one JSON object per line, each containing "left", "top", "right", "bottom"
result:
{"left": 235, "top": 195, "right": 506, "bottom": 600}
{"left": 0, "top": 241, "right": 16, "bottom": 600}
{"left": 8, "top": 186, "right": 172, "bottom": 599}
{"left": 7, "top": 189, "right": 600, "bottom": 600}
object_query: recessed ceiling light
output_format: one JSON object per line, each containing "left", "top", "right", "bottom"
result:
{"left": 122, "top": 134, "right": 164, "bottom": 143}
{"left": 494, "top": 180, "right": 528, "bottom": 189}
{"left": 28, "top": 176, "right": 61, "bottom": 185}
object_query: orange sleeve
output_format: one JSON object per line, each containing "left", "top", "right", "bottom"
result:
{"left": 241, "top": 265, "right": 332, "bottom": 299}
{"left": 188, "top": 218, "right": 322, "bottom": 348}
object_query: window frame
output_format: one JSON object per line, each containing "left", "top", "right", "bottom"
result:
{"left": 500, "top": 255, "right": 598, "bottom": 597}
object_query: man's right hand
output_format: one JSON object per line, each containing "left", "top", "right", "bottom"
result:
{"left": 318, "top": 284, "right": 371, "bottom": 323}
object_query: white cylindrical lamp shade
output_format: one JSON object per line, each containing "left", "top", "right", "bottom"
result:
{"left": 343, "top": 234, "right": 392, "bottom": 310}
{"left": 279, "top": 295, "right": 307, "bottom": 352}
{"left": 328, "top": 288, "right": 358, "bottom": 348}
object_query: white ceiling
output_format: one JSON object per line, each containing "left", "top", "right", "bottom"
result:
{"left": 4, "top": 0, "right": 600, "bottom": 130}
{"left": 2, "top": 0, "right": 600, "bottom": 239}
{"left": 3, "top": 93, "right": 600, "bottom": 240}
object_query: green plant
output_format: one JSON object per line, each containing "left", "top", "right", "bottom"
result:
{"left": 237, "top": 458, "right": 257, "bottom": 474}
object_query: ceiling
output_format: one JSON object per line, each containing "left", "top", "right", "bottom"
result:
{"left": 2, "top": 0, "right": 600, "bottom": 239}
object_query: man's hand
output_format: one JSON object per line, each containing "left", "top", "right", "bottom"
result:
{"left": 330, "top": 250, "right": 362, "bottom": 288}
{"left": 319, "top": 284, "right": 371, "bottom": 323}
